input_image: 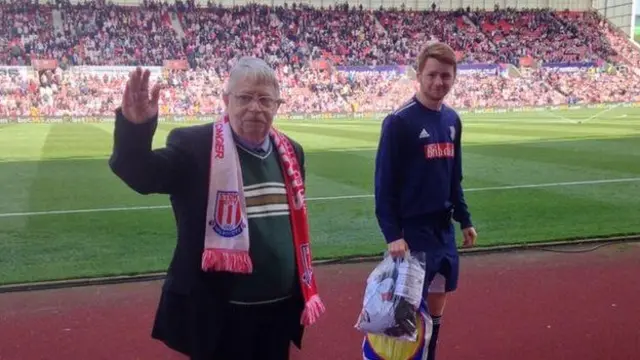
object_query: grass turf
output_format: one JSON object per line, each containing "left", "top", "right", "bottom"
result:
{"left": 1, "top": 106, "right": 640, "bottom": 285}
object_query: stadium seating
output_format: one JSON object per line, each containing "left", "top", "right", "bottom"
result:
{"left": 1, "top": 0, "right": 640, "bottom": 117}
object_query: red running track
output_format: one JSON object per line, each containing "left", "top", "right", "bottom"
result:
{"left": 1, "top": 242, "right": 640, "bottom": 360}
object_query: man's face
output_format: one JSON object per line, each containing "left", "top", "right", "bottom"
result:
{"left": 417, "top": 58, "right": 456, "bottom": 103}
{"left": 224, "top": 77, "right": 280, "bottom": 144}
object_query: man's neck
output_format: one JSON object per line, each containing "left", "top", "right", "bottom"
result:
{"left": 239, "top": 135, "right": 267, "bottom": 148}
{"left": 415, "top": 91, "right": 443, "bottom": 112}
{"left": 231, "top": 128, "right": 269, "bottom": 152}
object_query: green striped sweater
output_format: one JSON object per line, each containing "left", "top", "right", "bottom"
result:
{"left": 228, "top": 141, "right": 298, "bottom": 304}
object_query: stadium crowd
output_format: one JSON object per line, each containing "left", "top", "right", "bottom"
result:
{"left": 1, "top": 0, "right": 640, "bottom": 117}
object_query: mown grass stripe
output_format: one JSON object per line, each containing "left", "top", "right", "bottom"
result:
{"left": 1, "top": 177, "right": 638, "bottom": 218}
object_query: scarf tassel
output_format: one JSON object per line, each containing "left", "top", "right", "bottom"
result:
{"left": 301, "top": 294, "right": 326, "bottom": 326}
{"left": 201, "top": 249, "right": 253, "bottom": 274}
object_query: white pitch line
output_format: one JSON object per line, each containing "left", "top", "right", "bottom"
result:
{"left": 1, "top": 177, "right": 639, "bottom": 218}
{"left": 541, "top": 109, "right": 576, "bottom": 124}
{"left": 581, "top": 103, "right": 622, "bottom": 123}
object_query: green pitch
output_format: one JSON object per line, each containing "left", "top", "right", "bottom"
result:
{"left": 1, "top": 106, "right": 640, "bottom": 285}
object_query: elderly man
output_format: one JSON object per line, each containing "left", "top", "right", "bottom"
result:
{"left": 109, "top": 57, "right": 325, "bottom": 360}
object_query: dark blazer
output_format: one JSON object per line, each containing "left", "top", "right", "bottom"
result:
{"left": 108, "top": 108, "right": 306, "bottom": 359}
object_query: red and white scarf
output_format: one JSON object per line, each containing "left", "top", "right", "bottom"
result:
{"left": 201, "top": 115, "right": 325, "bottom": 326}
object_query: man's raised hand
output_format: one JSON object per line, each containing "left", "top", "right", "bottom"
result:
{"left": 121, "top": 67, "right": 163, "bottom": 124}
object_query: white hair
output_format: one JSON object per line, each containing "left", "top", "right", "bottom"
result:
{"left": 224, "top": 56, "right": 280, "bottom": 97}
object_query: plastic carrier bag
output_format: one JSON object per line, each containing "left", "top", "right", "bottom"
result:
{"left": 354, "top": 251, "right": 429, "bottom": 342}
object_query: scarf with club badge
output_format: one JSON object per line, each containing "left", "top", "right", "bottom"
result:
{"left": 201, "top": 114, "right": 325, "bottom": 326}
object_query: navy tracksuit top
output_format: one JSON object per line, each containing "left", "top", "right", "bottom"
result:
{"left": 374, "top": 96, "right": 473, "bottom": 244}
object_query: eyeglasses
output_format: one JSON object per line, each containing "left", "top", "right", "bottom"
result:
{"left": 232, "top": 93, "right": 282, "bottom": 109}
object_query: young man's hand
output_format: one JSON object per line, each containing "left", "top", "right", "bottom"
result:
{"left": 462, "top": 227, "right": 477, "bottom": 248}
{"left": 388, "top": 238, "right": 408, "bottom": 258}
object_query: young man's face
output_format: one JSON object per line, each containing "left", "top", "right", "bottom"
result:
{"left": 417, "top": 58, "right": 456, "bottom": 103}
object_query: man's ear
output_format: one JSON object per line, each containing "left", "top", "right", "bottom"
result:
{"left": 222, "top": 93, "right": 230, "bottom": 107}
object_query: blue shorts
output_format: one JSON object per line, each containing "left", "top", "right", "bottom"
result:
{"left": 423, "top": 253, "right": 459, "bottom": 294}
{"left": 403, "top": 222, "right": 459, "bottom": 295}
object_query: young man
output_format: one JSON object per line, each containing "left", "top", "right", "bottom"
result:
{"left": 373, "top": 42, "right": 478, "bottom": 360}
